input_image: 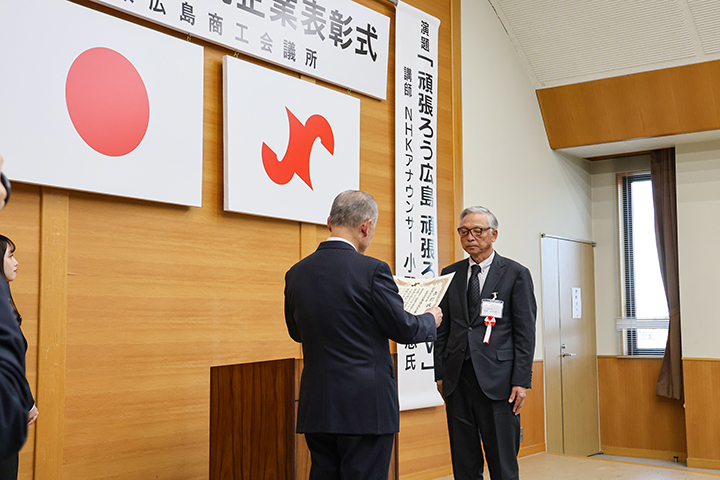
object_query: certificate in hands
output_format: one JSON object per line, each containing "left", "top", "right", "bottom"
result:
{"left": 393, "top": 272, "right": 455, "bottom": 315}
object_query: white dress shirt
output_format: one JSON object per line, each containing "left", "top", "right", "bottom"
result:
{"left": 327, "top": 236, "right": 357, "bottom": 251}
{"left": 466, "top": 250, "right": 496, "bottom": 296}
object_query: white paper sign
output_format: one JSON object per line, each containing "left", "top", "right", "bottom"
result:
{"left": 223, "top": 56, "right": 360, "bottom": 224}
{"left": 572, "top": 287, "right": 582, "bottom": 319}
{"left": 0, "top": 0, "right": 204, "bottom": 207}
{"left": 395, "top": 1, "right": 442, "bottom": 412}
{"left": 88, "top": 0, "right": 390, "bottom": 99}
{"left": 395, "top": 1, "right": 440, "bottom": 281}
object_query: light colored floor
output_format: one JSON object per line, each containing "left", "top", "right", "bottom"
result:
{"left": 433, "top": 452, "right": 720, "bottom": 479}
{"left": 593, "top": 454, "right": 720, "bottom": 475}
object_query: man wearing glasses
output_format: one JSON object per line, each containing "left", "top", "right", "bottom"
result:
{"left": 434, "top": 206, "right": 536, "bottom": 480}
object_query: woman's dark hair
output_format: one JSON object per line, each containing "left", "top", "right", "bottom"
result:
{"left": 0, "top": 234, "right": 22, "bottom": 325}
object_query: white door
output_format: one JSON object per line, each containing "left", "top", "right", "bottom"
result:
{"left": 541, "top": 236, "right": 600, "bottom": 456}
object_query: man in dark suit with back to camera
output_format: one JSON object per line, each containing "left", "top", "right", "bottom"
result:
{"left": 284, "top": 190, "right": 442, "bottom": 480}
{"left": 435, "top": 206, "right": 536, "bottom": 480}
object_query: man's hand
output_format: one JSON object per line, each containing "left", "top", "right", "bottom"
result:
{"left": 28, "top": 405, "right": 38, "bottom": 426}
{"left": 425, "top": 306, "right": 442, "bottom": 328}
{"left": 436, "top": 380, "right": 444, "bottom": 399}
{"left": 508, "top": 386, "right": 527, "bottom": 415}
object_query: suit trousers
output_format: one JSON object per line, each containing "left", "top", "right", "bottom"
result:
{"left": 304, "top": 432, "right": 394, "bottom": 480}
{"left": 0, "top": 453, "right": 18, "bottom": 480}
{"left": 445, "top": 358, "right": 520, "bottom": 480}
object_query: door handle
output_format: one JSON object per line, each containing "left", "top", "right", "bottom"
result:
{"left": 562, "top": 352, "right": 577, "bottom": 357}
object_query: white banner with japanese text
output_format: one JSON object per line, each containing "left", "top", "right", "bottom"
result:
{"left": 394, "top": 1, "right": 442, "bottom": 411}
{"left": 88, "top": 0, "right": 390, "bottom": 100}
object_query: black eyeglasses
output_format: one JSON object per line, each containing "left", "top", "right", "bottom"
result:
{"left": 457, "top": 227, "right": 492, "bottom": 237}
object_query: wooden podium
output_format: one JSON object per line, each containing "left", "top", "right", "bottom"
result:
{"left": 209, "top": 358, "right": 397, "bottom": 480}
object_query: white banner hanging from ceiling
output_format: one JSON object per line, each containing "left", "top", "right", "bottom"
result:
{"left": 394, "top": 1, "right": 442, "bottom": 411}
{"left": 88, "top": 0, "right": 390, "bottom": 100}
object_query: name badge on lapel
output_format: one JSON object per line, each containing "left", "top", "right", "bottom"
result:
{"left": 480, "top": 293, "right": 503, "bottom": 344}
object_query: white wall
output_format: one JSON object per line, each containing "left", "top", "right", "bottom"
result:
{"left": 676, "top": 141, "right": 720, "bottom": 360}
{"left": 461, "top": 0, "right": 593, "bottom": 360}
{"left": 590, "top": 155, "right": 651, "bottom": 356}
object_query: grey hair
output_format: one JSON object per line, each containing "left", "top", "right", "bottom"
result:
{"left": 459, "top": 206, "right": 498, "bottom": 230}
{"left": 329, "top": 190, "right": 379, "bottom": 228}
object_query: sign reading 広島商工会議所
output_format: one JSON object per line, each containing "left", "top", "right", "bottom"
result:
{"left": 88, "top": 0, "right": 391, "bottom": 100}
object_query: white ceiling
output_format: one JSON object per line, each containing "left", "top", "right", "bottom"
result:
{"left": 486, "top": 0, "right": 720, "bottom": 157}
{"left": 488, "top": 0, "right": 720, "bottom": 89}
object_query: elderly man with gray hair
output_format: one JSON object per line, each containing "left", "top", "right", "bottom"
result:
{"left": 284, "top": 189, "right": 442, "bottom": 480}
{"left": 435, "top": 206, "right": 536, "bottom": 480}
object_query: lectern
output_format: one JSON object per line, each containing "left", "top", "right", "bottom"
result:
{"left": 210, "top": 358, "right": 396, "bottom": 480}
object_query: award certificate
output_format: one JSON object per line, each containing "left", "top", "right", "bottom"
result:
{"left": 393, "top": 272, "right": 455, "bottom": 315}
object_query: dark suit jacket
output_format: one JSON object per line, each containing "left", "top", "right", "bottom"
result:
{"left": 0, "top": 279, "right": 32, "bottom": 462}
{"left": 285, "top": 240, "right": 436, "bottom": 435}
{"left": 434, "top": 253, "right": 536, "bottom": 400}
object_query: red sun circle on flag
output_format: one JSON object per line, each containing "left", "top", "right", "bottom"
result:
{"left": 66, "top": 47, "right": 150, "bottom": 157}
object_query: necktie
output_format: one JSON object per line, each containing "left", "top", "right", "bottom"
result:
{"left": 467, "top": 264, "right": 481, "bottom": 317}
{"left": 466, "top": 264, "right": 481, "bottom": 360}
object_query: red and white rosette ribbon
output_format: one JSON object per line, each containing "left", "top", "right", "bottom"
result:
{"left": 483, "top": 316, "right": 496, "bottom": 344}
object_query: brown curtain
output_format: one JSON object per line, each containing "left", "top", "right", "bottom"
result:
{"left": 651, "top": 148, "right": 683, "bottom": 401}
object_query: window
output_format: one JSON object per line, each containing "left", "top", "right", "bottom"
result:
{"left": 618, "top": 173, "right": 669, "bottom": 356}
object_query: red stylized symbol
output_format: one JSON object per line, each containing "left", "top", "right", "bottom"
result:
{"left": 65, "top": 47, "right": 150, "bottom": 157}
{"left": 262, "top": 108, "right": 334, "bottom": 190}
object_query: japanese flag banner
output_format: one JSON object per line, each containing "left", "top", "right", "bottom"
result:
{"left": 0, "top": 0, "right": 204, "bottom": 207}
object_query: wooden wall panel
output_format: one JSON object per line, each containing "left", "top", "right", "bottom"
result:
{"left": 537, "top": 60, "right": 720, "bottom": 149}
{"left": 35, "top": 189, "right": 70, "bottom": 480}
{"left": 398, "top": 406, "right": 451, "bottom": 480}
{"left": 450, "top": 0, "right": 464, "bottom": 263}
{"left": 519, "top": 361, "right": 546, "bottom": 457}
{"left": 0, "top": 184, "right": 41, "bottom": 480}
{"left": 684, "top": 358, "right": 720, "bottom": 470}
{"left": 598, "top": 356, "right": 686, "bottom": 460}
{"left": 62, "top": 192, "right": 300, "bottom": 478}
{"left": 424, "top": 0, "right": 459, "bottom": 270}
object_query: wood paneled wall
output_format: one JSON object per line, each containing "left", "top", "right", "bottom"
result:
{"left": 537, "top": 60, "right": 720, "bottom": 149}
{"left": 5, "top": 0, "right": 461, "bottom": 478}
{"left": 597, "top": 356, "right": 686, "bottom": 460}
{"left": 398, "top": 405, "right": 451, "bottom": 480}
{"left": 684, "top": 358, "right": 720, "bottom": 470}
{"left": 519, "top": 360, "right": 546, "bottom": 457}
